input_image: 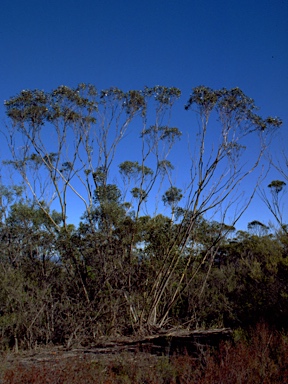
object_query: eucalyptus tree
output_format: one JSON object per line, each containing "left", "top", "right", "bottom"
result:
{"left": 119, "top": 86, "right": 182, "bottom": 219}
{"left": 247, "top": 220, "right": 269, "bottom": 236}
{"left": 162, "top": 186, "right": 183, "bottom": 221}
{"left": 259, "top": 180, "right": 287, "bottom": 233}
{"left": 4, "top": 85, "right": 182, "bottom": 232}
{"left": 3, "top": 84, "right": 146, "bottom": 230}
{"left": 85, "top": 87, "right": 182, "bottom": 327}
{"left": 3, "top": 84, "right": 282, "bottom": 334}
{"left": 140, "top": 86, "right": 282, "bottom": 329}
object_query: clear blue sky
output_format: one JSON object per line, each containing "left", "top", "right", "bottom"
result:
{"left": 1, "top": 0, "right": 287, "bottom": 230}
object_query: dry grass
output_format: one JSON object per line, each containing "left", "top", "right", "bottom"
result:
{"left": 1, "top": 324, "right": 288, "bottom": 384}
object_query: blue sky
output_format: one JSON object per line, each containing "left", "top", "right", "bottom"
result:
{"left": 0, "top": 0, "right": 287, "bottom": 230}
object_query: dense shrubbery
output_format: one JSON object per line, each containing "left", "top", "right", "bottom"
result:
{"left": 0, "top": 84, "right": 286, "bottom": 351}
{"left": 0, "top": 198, "right": 287, "bottom": 350}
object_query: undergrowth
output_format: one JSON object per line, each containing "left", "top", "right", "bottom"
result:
{"left": 2, "top": 324, "right": 288, "bottom": 384}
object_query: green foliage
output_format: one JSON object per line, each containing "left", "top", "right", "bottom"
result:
{"left": 268, "top": 179, "right": 286, "bottom": 193}
{"left": 247, "top": 220, "right": 269, "bottom": 236}
{"left": 0, "top": 84, "right": 286, "bottom": 350}
{"left": 185, "top": 86, "right": 282, "bottom": 132}
{"left": 162, "top": 186, "right": 183, "bottom": 211}
{"left": 119, "top": 161, "right": 153, "bottom": 180}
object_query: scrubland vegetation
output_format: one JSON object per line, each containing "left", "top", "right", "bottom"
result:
{"left": 0, "top": 84, "right": 287, "bottom": 381}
